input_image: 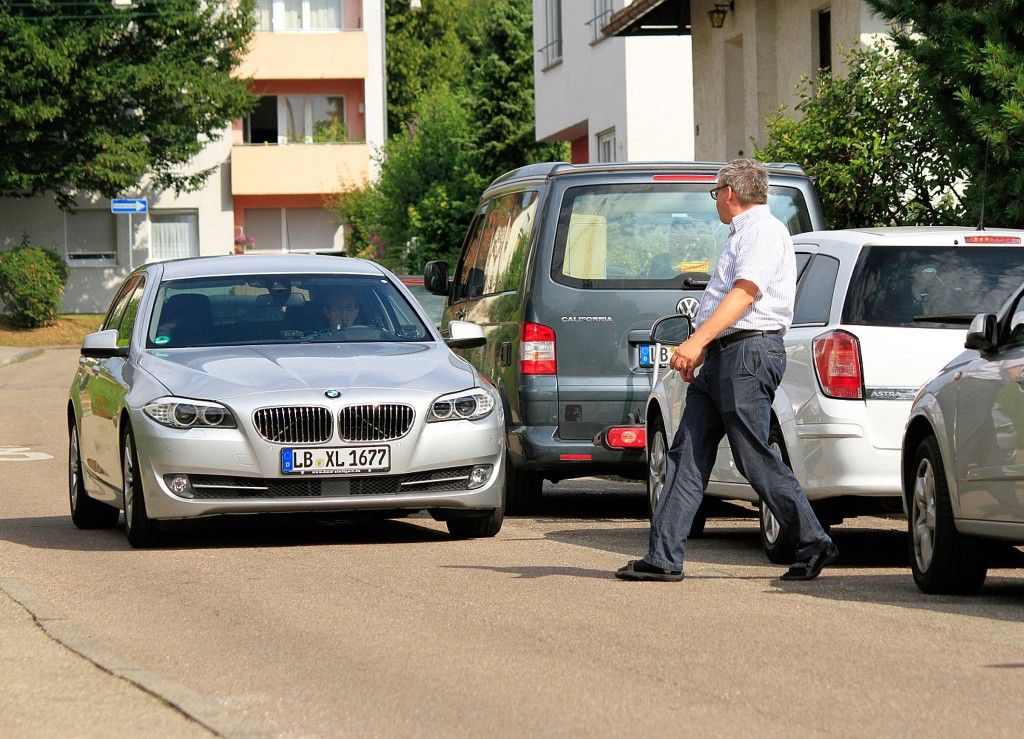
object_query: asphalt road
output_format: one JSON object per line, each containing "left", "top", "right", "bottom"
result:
{"left": 2, "top": 349, "right": 1023, "bottom": 736}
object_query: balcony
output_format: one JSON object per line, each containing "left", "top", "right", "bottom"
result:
{"left": 231, "top": 143, "right": 370, "bottom": 195}
{"left": 237, "top": 31, "right": 368, "bottom": 80}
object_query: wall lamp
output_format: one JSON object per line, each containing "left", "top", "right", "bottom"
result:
{"left": 708, "top": 1, "right": 734, "bottom": 29}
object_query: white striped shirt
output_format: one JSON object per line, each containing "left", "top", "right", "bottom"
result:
{"left": 693, "top": 204, "right": 795, "bottom": 334}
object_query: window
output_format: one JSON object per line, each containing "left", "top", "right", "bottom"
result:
{"left": 816, "top": 8, "right": 832, "bottom": 76}
{"left": 102, "top": 276, "right": 141, "bottom": 332}
{"left": 543, "top": 0, "right": 563, "bottom": 67}
{"left": 455, "top": 191, "right": 538, "bottom": 300}
{"left": 551, "top": 184, "right": 813, "bottom": 289}
{"left": 244, "top": 95, "right": 347, "bottom": 144}
{"left": 596, "top": 128, "right": 616, "bottom": 163}
{"left": 793, "top": 255, "right": 839, "bottom": 325}
{"left": 116, "top": 278, "right": 147, "bottom": 348}
{"left": 844, "top": 247, "right": 1024, "bottom": 328}
{"left": 66, "top": 210, "right": 117, "bottom": 266}
{"left": 150, "top": 212, "right": 198, "bottom": 262}
{"left": 244, "top": 208, "right": 343, "bottom": 253}
{"left": 148, "top": 274, "right": 429, "bottom": 348}
{"left": 258, "top": 0, "right": 342, "bottom": 32}
{"left": 589, "top": 0, "right": 614, "bottom": 42}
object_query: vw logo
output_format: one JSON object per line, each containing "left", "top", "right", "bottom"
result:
{"left": 676, "top": 297, "right": 700, "bottom": 319}
{"left": 324, "top": 390, "right": 341, "bottom": 399}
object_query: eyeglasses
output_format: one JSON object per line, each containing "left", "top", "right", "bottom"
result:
{"left": 709, "top": 184, "right": 729, "bottom": 200}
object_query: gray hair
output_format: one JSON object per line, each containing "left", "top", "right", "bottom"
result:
{"left": 717, "top": 158, "right": 768, "bottom": 205}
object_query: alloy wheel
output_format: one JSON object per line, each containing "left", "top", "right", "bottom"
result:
{"left": 123, "top": 443, "right": 135, "bottom": 529}
{"left": 648, "top": 427, "right": 667, "bottom": 513}
{"left": 69, "top": 427, "right": 81, "bottom": 511}
{"left": 912, "top": 456, "right": 937, "bottom": 572}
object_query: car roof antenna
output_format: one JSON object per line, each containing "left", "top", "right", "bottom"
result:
{"left": 976, "top": 140, "right": 989, "bottom": 232}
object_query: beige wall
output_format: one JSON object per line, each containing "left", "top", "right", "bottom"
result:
{"left": 231, "top": 143, "right": 370, "bottom": 196}
{"left": 236, "top": 31, "right": 368, "bottom": 80}
{"left": 691, "top": 0, "right": 890, "bottom": 161}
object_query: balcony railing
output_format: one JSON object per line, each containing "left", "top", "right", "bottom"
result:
{"left": 231, "top": 143, "right": 370, "bottom": 196}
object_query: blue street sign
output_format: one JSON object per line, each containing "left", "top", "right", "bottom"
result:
{"left": 111, "top": 198, "right": 148, "bottom": 214}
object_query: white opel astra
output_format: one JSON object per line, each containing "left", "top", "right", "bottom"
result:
{"left": 644, "top": 227, "right": 1024, "bottom": 562}
{"left": 67, "top": 255, "right": 505, "bottom": 547}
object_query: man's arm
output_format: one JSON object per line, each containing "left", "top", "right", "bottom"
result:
{"left": 670, "top": 278, "right": 759, "bottom": 382}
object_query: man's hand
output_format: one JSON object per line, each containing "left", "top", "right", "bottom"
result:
{"left": 670, "top": 337, "right": 707, "bottom": 382}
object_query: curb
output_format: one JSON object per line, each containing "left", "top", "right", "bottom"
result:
{"left": 0, "top": 578, "right": 262, "bottom": 738}
{"left": 0, "top": 348, "right": 44, "bottom": 366}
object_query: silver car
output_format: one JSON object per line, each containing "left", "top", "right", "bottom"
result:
{"left": 67, "top": 255, "right": 505, "bottom": 547}
{"left": 903, "top": 286, "right": 1024, "bottom": 594}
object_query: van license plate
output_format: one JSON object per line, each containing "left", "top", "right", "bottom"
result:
{"left": 281, "top": 446, "right": 391, "bottom": 475}
{"left": 639, "top": 344, "right": 674, "bottom": 368}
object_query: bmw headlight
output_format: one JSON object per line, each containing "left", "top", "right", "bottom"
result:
{"left": 427, "top": 388, "right": 495, "bottom": 422}
{"left": 143, "top": 397, "right": 237, "bottom": 429}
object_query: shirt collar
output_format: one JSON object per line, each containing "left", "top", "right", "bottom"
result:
{"left": 728, "top": 203, "right": 770, "bottom": 235}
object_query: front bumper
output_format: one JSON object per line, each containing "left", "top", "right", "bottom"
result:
{"left": 133, "top": 410, "right": 505, "bottom": 520}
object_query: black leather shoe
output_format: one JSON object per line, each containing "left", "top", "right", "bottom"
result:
{"left": 780, "top": 543, "right": 838, "bottom": 581}
{"left": 615, "top": 559, "right": 684, "bottom": 582}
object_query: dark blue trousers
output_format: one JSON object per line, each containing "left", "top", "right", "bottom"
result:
{"left": 646, "top": 334, "right": 831, "bottom": 571}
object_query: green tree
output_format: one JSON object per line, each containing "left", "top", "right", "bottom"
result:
{"left": 384, "top": 0, "right": 479, "bottom": 136}
{"left": 467, "top": 0, "right": 567, "bottom": 181}
{"left": 755, "top": 43, "right": 965, "bottom": 229}
{"left": 866, "top": 0, "right": 1024, "bottom": 226}
{"left": 0, "top": 0, "right": 256, "bottom": 209}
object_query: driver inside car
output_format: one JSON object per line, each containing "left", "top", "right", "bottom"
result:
{"left": 322, "top": 288, "right": 362, "bottom": 330}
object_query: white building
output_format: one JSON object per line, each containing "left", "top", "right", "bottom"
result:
{"left": 0, "top": 0, "right": 385, "bottom": 314}
{"left": 533, "top": 0, "right": 695, "bottom": 163}
{"left": 604, "top": 0, "right": 891, "bottom": 161}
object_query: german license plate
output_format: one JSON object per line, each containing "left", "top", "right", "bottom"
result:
{"left": 638, "top": 343, "right": 674, "bottom": 368}
{"left": 281, "top": 446, "right": 391, "bottom": 475}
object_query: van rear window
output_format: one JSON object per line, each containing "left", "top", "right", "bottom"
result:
{"left": 550, "top": 184, "right": 811, "bottom": 289}
{"left": 843, "top": 246, "right": 1024, "bottom": 328}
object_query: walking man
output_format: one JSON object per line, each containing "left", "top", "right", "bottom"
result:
{"left": 617, "top": 159, "right": 837, "bottom": 582}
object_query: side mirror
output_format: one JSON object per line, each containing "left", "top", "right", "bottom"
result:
{"left": 650, "top": 314, "right": 693, "bottom": 345}
{"left": 445, "top": 320, "right": 486, "bottom": 349}
{"left": 965, "top": 313, "right": 998, "bottom": 353}
{"left": 424, "top": 261, "right": 450, "bottom": 296}
{"left": 81, "top": 329, "right": 128, "bottom": 358}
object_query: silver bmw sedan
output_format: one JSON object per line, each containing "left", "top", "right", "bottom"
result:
{"left": 67, "top": 255, "right": 505, "bottom": 547}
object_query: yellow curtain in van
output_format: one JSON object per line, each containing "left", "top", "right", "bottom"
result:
{"left": 565, "top": 213, "right": 607, "bottom": 279}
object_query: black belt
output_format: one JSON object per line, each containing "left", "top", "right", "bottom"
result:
{"left": 707, "top": 329, "right": 783, "bottom": 352}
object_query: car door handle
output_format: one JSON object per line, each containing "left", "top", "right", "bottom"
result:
{"left": 500, "top": 341, "right": 511, "bottom": 366}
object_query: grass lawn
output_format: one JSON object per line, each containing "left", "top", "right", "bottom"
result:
{"left": 0, "top": 314, "right": 103, "bottom": 347}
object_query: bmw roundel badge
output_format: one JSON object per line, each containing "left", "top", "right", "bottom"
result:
{"left": 324, "top": 389, "right": 341, "bottom": 399}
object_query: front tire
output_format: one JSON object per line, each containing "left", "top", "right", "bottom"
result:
{"left": 447, "top": 508, "right": 504, "bottom": 539}
{"left": 759, "top": 425, "right": 797, "bottom": 564}
{"left": 122, "top": 427, "right": 159, "bottom": 548}
{"left": 909, "top": 435, "right": 987, "bottom": 594}
{"left": 68, "top": 421, "right": 119, "bottom": 529}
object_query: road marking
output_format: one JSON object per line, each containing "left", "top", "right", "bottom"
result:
{"left": 0, "top": 447, "right": 53, "bottom": 462}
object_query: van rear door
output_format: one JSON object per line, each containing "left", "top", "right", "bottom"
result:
{"left": 545, "top": 180, "right": 816, "bottom": 440}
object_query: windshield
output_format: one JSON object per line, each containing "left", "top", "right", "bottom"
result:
{"left": 551, "top": 183, "right": 812, "bottom": 289}
{"left": 843, "top": 246, "right": 1024, "bottom": 328}
{"left": 147, "top": 274, "right": 431, "bottom": 348}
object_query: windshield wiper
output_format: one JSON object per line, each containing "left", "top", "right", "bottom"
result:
{"left": 911, "top": 313, "right": 975, "bottom": 325}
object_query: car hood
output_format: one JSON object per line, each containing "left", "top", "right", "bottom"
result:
{"left": 139, "top": 343, "right": 476, "bottom": 400}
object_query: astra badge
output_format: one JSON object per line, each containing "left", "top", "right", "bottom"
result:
{"left": 676, "top": 297, "right": 700, "bottom": 319}
{"left": 324, "top": 390, "right": 341, "bottom": 399}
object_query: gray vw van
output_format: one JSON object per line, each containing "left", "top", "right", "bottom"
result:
{"left": 425, "top": 161, "right": 824, "bottom": 513}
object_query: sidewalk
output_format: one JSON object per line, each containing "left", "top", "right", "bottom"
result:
{"left": 0, "top": 581, "right": 214, "bottom": 737}
{"left": 0, "top": 346, "right": 44, "bottom": 366}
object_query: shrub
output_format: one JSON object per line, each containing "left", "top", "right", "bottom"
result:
{"left": 0, "top": 240, "right": 70, "bottom": 328}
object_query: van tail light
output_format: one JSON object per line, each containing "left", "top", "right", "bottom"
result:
{"left": 520, "top": 322, "right": 556, "bottom": 375}
{"left": 606, "top": 426, "right": 647, "bottom": 449}
{"left": 813, "top": 330, "right": 863, "bottom": 399}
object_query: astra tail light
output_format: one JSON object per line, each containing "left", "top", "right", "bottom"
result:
{"left": 813, "top": 330, "right": 863, "bottom": 399}
{"left": 606, "top": 427, "right": 647, "bottom": 449}
{"left": 651, "top": 174, "right": 717, "bottom": 182}
{"left": 520, "top": 322, "right": 556, "bottom": 375}
{"left": 963, "top": 235, "right": 1021, "bottom": 244}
